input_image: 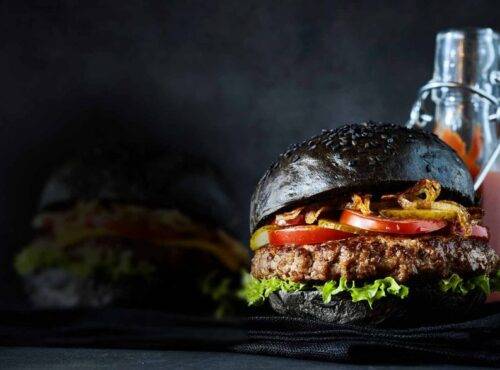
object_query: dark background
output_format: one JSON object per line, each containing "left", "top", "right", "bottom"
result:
{"left": 0, "top": 0, "right": 498, "bottom": 300}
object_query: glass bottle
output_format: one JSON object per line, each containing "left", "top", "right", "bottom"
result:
{"left": 408, "top": 28, "right": 498, "bottom": 178}
{"left": 407, "top": 29, "right": 499, "bottom": 300}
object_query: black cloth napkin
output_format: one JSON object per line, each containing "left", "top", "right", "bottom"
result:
{"left": 0, "top": 305, "right": 498, "bottom": 366}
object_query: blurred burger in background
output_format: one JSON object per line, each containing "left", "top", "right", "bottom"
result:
{"left": 14, "top": 145, "right": 248, "bottom": 314}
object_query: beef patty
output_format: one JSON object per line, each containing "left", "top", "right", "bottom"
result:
{"left": 251, "top": 235, "right": 498, "bottom": 283}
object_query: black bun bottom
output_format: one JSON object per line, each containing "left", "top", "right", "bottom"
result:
{"left": 22, "top": 267, "right": 227, "bottom": 312}
{"left": 20, "top": 239, "right": 243, "bottom": 312}
{"left": 23, "top": 269, "right": 117, "bottom": 309}
{"left": 269, "top": 287, "right": 486, "bottom": 326}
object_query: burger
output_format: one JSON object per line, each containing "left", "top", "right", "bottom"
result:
{"left": 15, "top": 146, "right": 248, "bottom": 314}
{"left": 241, "top": 122, "right": 499, "bottom": 325}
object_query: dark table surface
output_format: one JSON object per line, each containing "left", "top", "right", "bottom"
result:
{"left": 0, "top": 347, "right": 493, "bottom": 370}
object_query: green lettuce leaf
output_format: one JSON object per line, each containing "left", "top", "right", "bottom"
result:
{"left": 317, "top": 276, "right": 409, "bottom": 308}
{"left": 14, "top": 244, "right": 155, "bottom": 282}
{"left": 238, "top": 272, "right": 304, "bottom": 306}
{"left": 240, "top": 274, "right": 408, "bottom": 308}
{"left": 490, "top": 270, "right": 500, "bottom": 292}
{"left": 241, "top": 271, "right": 499, "bottom": 309}
{"left": 315, "top": 279, "right": 351, "bottom": 304}
{"left": 200, "top": 273, "right": 234, "bottom": 318}
{"left": 439, "top": 273, "right": 495, "bottom": 296}
{"left": 15, "top": 244, "right": 65, "bottom": 275}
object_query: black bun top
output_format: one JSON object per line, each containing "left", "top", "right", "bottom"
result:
{"left": 39, "top": 145, "right": 153, "bottom": 209}
{"left": 250, "top": 122, "right": 474, "bottom": 232}
{"left": 38, "top": 146, "right": 239, "bottom": 232}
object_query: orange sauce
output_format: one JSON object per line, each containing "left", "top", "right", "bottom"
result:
{"left": 436, "top": 127, "right": 482, "bottom": 179}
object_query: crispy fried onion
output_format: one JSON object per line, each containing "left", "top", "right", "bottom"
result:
{"left": 305, "top": 206, "right": 330, "bottom": 224}
{"left": 273, "top": 179, "right": 475, "bottom": 236}
{"left": 381, "top": 179, "right": 472, "bottom": 236}
{"left": 467, "top": 207, "right": 484, "bottom": 221}
{"left": 382, "top": 179, "right": 441, "bottom": 209}
{"left": 275, "top": 205, "right": 331, "bottom": 225}
{"left": 346, "top": 194, "right": 372, "bottom": 215}
{"left": 274, "top": 207, "right": 304, "bottom": 226}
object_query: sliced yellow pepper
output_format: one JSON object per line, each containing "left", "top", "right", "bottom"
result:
{"left": 379, "top": 208, "right": 457, "bottom": 220}
{"left": 250, "top": 225, "right": 278, "bottom": 251}
{"left": 317, "top": 219, "right": 369, "bottom": 234}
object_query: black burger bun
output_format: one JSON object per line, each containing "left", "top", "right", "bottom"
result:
{"left": 21, "top": 244, "right": 233, "bottom": 311}
{"left": 269, "top": 287, "right": 486, "bottom": 326}
{"left": 250, "top": 122, "right": 474, "bottom": 232}
{"left": 38, "top": 144, "right": 156, "bottom": 210}
{"left": 145, "top": 154, "right": 240, "bottom": 234}
{"left": 39, "top": 145, "right": 239, "bottom": 232}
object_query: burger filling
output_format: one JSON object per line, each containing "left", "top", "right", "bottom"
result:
{"left": 15, "top": 201, "right": 248, "bottom": 282}
{"left": 243, "top": 179, "right": 499, "bottom": 307}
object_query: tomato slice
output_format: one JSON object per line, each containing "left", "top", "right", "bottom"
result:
{"left": 471, "top": 225, "right": 489, "bottom": 239}
{"left": 268, "top": 226, "right": 353, "bottom": 246}
{"left": 340, "top": 210, "right": 446, "bottom": 234}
